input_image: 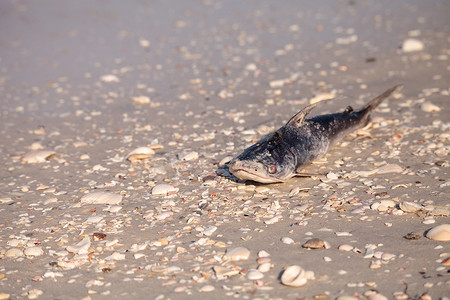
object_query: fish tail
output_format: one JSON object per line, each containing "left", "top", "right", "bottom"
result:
{"left": 362, "top": 84, "right": 403, "bottom": 113}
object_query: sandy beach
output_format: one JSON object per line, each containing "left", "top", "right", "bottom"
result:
{"left": 0, "top": 0, "right": 449, "bottom": 299}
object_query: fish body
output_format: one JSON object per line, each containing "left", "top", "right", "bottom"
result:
{"left": 228, "top": 85, "right": 401, "bottom": 183}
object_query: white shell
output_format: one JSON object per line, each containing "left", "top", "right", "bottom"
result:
{"left": 281, "top": 237, "right": 295, "bottom": 245}
{"left": 257, "top": 262, "right": 272, "bottom": 273}
{"left": 24, "top": 247, "right": 44, "bottom": 257}
{"left": 223, "top": 246, "right": 251, "bottom": 261}
{"left": 22, "top": 150, "right": 56, "bottom": 163}
{"left": 426, "top": 224, "right": 450, "bottom": 241}
{"left": 66, "top": 237, "right": 91, "bottom": 254}
{"left": 126, "top": 147, "right": 155, "bottom": 161}
{"left": 199, "top": 285, "right": 215, "bottom": 292}
{"left": 421, "top": 102, "right": 441, "bottom": 112}
{"left": 100, "top": 74, "right": 120, "bottom": 83}
{"left": 338, "top": 244, "right": 354, "bottom": 252}
{"left": 131, "top": 96, "right": 151, "bottom": 104}
{"left": 179, "top": 151, "right": 199, "bottom": 161}
{"left": 399, "top": 201, "right": 423, "bottom": 213}
{"left": 402, "top": 38, "right": 424, "bottom": 52}
{"left": 151, "top": 184, "right": 178, "bottom": 195}
{"left": 80, "top": 192, "right": 122, "bottom": 205}
{"left": 5, "top": 248, "right": 24, "bottom": 257}
{"left": 247, "top": 269, "right": 264, "bottom": 280}
{"left": 280, "top": 265, "right": 308, "bottom": 287}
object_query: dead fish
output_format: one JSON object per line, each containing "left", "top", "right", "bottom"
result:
{"left": 228, "top": 85, "right": 402, "bottom": 183}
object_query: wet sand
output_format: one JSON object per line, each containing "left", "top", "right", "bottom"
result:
{"left": 0, "top": 1, "right": 449, "bottom": 299}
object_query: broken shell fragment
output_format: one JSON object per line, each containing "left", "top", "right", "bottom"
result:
{"left": 421, "top": 102, "right": 441, "bottom": 113}
{"left": 66, "top": 237, "right": 91, "bottom": 254}
{"left": 399, "top": 201, "right": 423, "bottom": 213}
{"left": 151, "top": 184, "right": 178, "bottom": 195}
{"left": 24, "top": 247, "right": 44, "bottom": 257}
{"left": 22, "top": 150, "right": 56, "bottom": 164}
{"left": 126, "top": 147, "right": 155, "bottom": 161}
{"left": 80, "top": 192, "right": 122, "bottom": 205}
{"left": 302, "top": 238, "right": 325, "bottom": 249}
{"left": 280, "top": 265, "right": 314, "bottom": 287}
{"left": 223, "top": 246, "right": 251, "bottom": 261}
{"left": 131, "top": 96, "right": 151, "bottom": 104}
{"left": 426, "top": 224, "right": 450, "bottom": 241}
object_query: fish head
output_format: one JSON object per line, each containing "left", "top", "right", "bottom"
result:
{"left": 228, "top": 130, "right": 296, "bottom": 183}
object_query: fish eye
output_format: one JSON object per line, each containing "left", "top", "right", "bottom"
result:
{"left": 267, "top": 165, "right": 277, "bottom": 174}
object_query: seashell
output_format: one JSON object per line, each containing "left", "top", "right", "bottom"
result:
{"left": 247, "top": 269, "right": 264, "bottom": 280}
{"left": 338, "top": 244, "right": 354, "bottom": 252}
{"left": 257, "top": 250, "right": 270, "bottom": 258}
{"left": 66, "top": 237, "right": 91, "bottom": 254}
{"left": 85, "top": 216, "right": 103, "bottom": 223}
{"left": 22, "top": 150, "right": 56, "bottom": 164}
{"left": 402, "top": 38, "right": 424, "bottom": 52}
{"left": 126, "top": 147, "right": 155, "bottom": 161}
{"left": 5, "top": 248, "right": 24, "bottom": 257}
{"left": 202, "top": 226, "right": 217, "bottom": 236}
{"left": 154, "top": 211, "right": 173, "bottom": 220}
{"left": 80, "top": 192, "right": 122, "bottom": 205}
{"left": 131, "top": 96, "right": 150, "bottom": 104}
{"left": 399, "top": 201, "right": 423, "bottom": 213}
{"left": 223, "top": 246, "right": 251, "bottom": 261}
{"left": 24, "top": 247, "right": 44, "bottom": 257}
{"left": 280, "top": 265, "right": 309, "bottom": 287}
{"left": 426, "top": 224, "right": 450, "bottom": 241}
{"left": 105, "top": 252, "right": 125, "bottom": 261}
{"left": 199, "top": 285, "right": 215, "bottom": 292}
{"left": 257, "top": 262, "right": 272, "bottom": 273}
{"left": 179, "top": 151, "right": 199, "bottom": 161}
{"left": 302, "top": 238, "right": 325, "bottom": 249}
{"left": 213, "top": 265, "right": 239, "bottom": 277}
{"left": 281, "top": 237, "right": 295, "bottom": 245}
{"left": 368, "top": 293, "right": 389, "bottom": 300}
{"left": 151, "top": 184, "right": 178, "bottom": 195}
{"left": 100, "top": 74, "right": 119, "bottom": 83}
{"left": 93, "top": 233, "right": 107, "bottom": 241}
{"left": 421, "top": 102, "right": 441, "bottom": 113}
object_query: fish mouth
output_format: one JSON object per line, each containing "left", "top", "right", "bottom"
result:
{"left": 228, "top": 160, "right": 284, "bottom": 184}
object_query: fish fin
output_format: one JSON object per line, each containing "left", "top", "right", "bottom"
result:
{"left": 286, "top": 102, "right": 320, "bottom": 127}
{"left": 344, "top": 106, "right": 354, "bottom": 114}
{"left": 362, "top": 84, "right": 403, "bottom": 112}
